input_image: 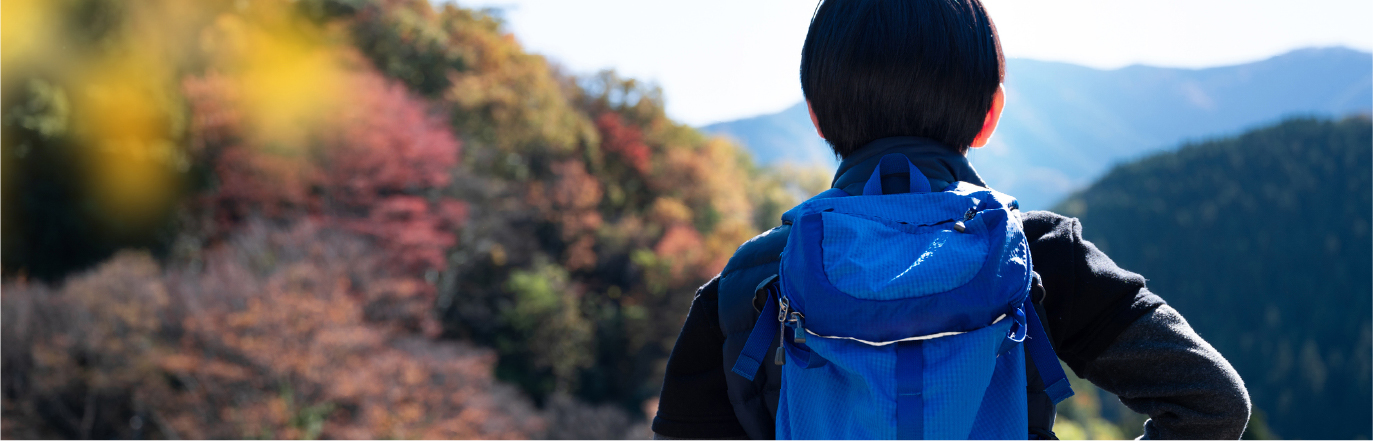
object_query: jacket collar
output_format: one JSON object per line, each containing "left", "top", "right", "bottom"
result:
{"left": 830, "top": 136, "right": 986, "bottom": 195}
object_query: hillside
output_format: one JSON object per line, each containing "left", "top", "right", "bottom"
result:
{"left": 1055, "top": 116, "right": 1373, "bottom": 439}
{"left": 703, "top": 47, "right": 1373, "bottom": 209}
{"left": 3, "top": 0, "right": 1366, "bottom": 438}
{"left": 1, "top": 0, "right": 797, "bottom": 437}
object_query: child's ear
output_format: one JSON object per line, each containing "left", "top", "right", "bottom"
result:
{"left": 807, "top": 100, "right": 825, "bottom": 139}
{"left": 969, "top": 85, "right": 1005, "bottom": 149}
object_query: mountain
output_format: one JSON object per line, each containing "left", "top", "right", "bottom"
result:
{"left": 700, "top": 101, "right": 838, "bottom": 168}
{"left": 701, "top": 47, "right": 1373, "bottom": 209}
{"left": 1056, "top": 116, "right": 1373, "bottom": 440}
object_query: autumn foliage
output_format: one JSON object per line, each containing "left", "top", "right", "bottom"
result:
{"left": 596, "top": 112, "right": 653, "bottom": 174}
{"left": 186, "top": 66, "right": 465, "bottom": 276}
{"left": 2, "top": 0, "right": 801, "bottom": 438}
{"left": 3, "top": 224, "right": 540, "bottom": 439}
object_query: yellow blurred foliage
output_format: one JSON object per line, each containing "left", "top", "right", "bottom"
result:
{"left": 4, "top": 0, "right": 353, "bottom": 228}
{"left": 72, "top": 53, "right": 185, "bottom": 226}
{"left": 1, "top": 0, "right": 55, "bottom": 67}
{"left": 199, "top": 11, "right": 350, "bottom": 150}
{"left": 4, "top": 1, "right": 825, "bottom": 437}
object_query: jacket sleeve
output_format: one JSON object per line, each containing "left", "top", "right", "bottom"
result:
{"left": 1081, "top": 304, "right": 1251, "bottom": 439}
{"left": 1025, "top": 211, "right": 1250, "bottom": 439}
{"left": 1024, "top": 211, "right": 1165, "bottom": 373}
{"left": 651, "top": 276, "right": 749, "bottom": 439}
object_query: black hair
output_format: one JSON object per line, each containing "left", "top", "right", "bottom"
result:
{"left": 800, "top": 0, "right": 1004, "bottom": 156}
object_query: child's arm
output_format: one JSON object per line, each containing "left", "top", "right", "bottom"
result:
{"left": 1025, "top": 211, "right": 1251, "bottom": 439}
{"left": 1080, "top": 304, "right": 1251, "bottom": 439}
{"left": 651, "top": 276, "right": 749, "bottom": 439}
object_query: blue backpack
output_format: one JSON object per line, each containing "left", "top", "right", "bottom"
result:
{"left": 731, "top": 154, "right": 1074, "bottom": 439}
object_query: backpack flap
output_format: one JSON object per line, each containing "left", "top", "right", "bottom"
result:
{"left": 781, "top": 172, "right": 1027, "bottom": 341}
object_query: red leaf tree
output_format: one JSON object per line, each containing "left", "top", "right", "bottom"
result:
{"left": 185, "top": 67, "right": 466, "bottom": 276}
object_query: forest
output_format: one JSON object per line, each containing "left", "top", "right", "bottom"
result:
{"left": 2, "top": 0, "right": 809, "bottom": 438}
{"left": 1, "top": 0, "right": 1366, "bottom": 439}
{"left": 1056, "top": 116, "right": 1373, "bottom": 440}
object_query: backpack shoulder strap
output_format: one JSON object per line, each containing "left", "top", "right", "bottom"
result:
{"left": 732, "top": 276, "right": 781, "bottom": 381}
{"left": 1024, "top": 297, "right": 1074, "bottom": 404}
{"left": 717, "top": 231, "right": 789, "bottom": 439}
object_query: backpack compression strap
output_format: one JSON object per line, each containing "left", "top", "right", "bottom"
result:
{"left": 895, "top": 340, "right": 925, "bottom": 438}
{"left": 1023, "top": 297, "right": 1074, "bottom": 404}
{"left": 732, "top": 277, "right": 780, "bottom": 381}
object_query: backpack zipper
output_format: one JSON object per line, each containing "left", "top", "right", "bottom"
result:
{"left": 897, "top": 207, "right": 978, "bottom": 232}
{"left": 776, "top": 298, "right": 789, "bottom": 365}
{"left": 775, "top": 297, "right": 809, "bottom": 365}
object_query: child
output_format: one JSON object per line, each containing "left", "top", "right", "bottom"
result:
{"left": 650, "top": 0, "right": 1251, "bottom": 439}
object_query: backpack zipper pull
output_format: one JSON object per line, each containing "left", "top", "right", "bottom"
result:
{"left": 953, "top": 207, "right": 977, "bottom": 233}
{"left": 791, "top": 312, "right": 807, "bottom": 344}
{"left": 776, "top": 297, "right": 789, "bottom": 366}
{"left": 775, "top": 313, "right": 788, "bottom": 365}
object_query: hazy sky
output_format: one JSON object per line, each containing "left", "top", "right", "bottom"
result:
{"left": 458, "top": 0, "right": 1373, "bottom": 126}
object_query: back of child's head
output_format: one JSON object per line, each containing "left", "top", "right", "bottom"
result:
{"left": 801, "top": 0, "right": 1003, "bottom": 157}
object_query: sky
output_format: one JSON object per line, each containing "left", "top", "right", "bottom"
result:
{"left": 457, "top": 0, "right": 1373, "bottom": 127}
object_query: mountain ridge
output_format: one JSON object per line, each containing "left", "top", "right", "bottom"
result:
{"left": 701, "top": 46, "right": 1373, "bottom": 208}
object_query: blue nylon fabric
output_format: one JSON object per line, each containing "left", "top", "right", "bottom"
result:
{"left": 820, "top": 211, "right": 988, "bottom": 300}
{"left": 777, "top": 335, "right": 897, "bottom": 439}
{"left": 781, "top": 188, "right": 850, "bottom": 224}
{"left": 775, "top": 316, "right": 1022, "bottom": 439}
{"left": 783, "top": 199, "right": 1028, "bottom": 343}
{"left": 917, "top": 318, "right": 1015, "bottom": 439}
{"left": 896, "top": 341, "right": 924, "bottom": 439}
{"left": 996, "top": 307, "right": 1028, "bottom": 356}
{"left": 969, "top": 343, "right": 1029, "bottom": 439}
{"left": 782, "top": 333, "right": 829, "bottom": 369}
{"left": 730, "top": 287, "right": 778, "bottom": 381}
{"left": 760, "top": 160, "right": 1074, "bottom": 439}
